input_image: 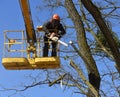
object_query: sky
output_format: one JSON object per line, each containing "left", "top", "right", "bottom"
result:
{"left": 0, "top": 0, "right": 120, "bottom": 97}
{"left": 0, "top": 0, "right": 75, "bottom": 97}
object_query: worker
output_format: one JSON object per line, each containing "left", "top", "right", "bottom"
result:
{"left": 37, "top": 14, "right": 66, "bottom": 57}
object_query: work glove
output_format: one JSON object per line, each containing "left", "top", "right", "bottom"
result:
{"left": 49, "top": 32, "right": 55, "bottom": 39}
{"left": 57, "top": 31, "right": 63, "bottom": 38}
{"left": 51, "top": 36, "right": 59, "bottom": 42}
{"left": 36, "top": 26, "right": 43, "bottom": 31}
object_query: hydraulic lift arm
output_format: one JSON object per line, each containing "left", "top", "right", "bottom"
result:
{"left": 19, "top": 0, "right": 36, "bottom": 58}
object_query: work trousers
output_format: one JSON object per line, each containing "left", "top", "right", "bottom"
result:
{"left": 43, "top": 36, "right": 57, "bottom": 57}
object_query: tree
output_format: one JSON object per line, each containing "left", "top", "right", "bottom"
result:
{"left": 65, "top": 0, "right": 100, "bottom": 96}
{"left": 1, "top": 0, "right": 120, "bottom": 97}
{"left": 81, "top": 0, "right": 120, "bottom": 73}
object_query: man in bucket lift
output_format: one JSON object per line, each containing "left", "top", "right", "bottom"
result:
{"left": 37, "top": 14, "right": 66, "bottom": 57}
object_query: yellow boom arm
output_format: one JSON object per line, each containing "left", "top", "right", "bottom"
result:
{"left": 19, "top": 0, "right": 36, "bottom": 44}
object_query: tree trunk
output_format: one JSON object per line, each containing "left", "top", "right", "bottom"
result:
{"left": 65, "top": 0, "right": 101, "bottom": 96}
{"left": 81, "top": 0, "right": 120, "bottom": 73}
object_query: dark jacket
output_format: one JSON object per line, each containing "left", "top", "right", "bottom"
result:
{"left": 43, "top": 20, "right": 66, "bottom": 38}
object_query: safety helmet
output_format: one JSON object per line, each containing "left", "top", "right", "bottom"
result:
{"left": 52, "top": 14, "right": 60, "bottom": 21}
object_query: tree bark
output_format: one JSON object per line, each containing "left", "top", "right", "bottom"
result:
{"left": 70, "top": 60, "right": 99, "bottom": 97}
{"left": 65, "top": 0, "right": 100, "bottom": 96}
{"left": 81, "top": 0, "right": 120, "bottom": 72}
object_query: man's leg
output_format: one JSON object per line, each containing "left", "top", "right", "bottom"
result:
{"left": 43, "top": 37, "right": 49, "bottom": 57}
{"left": 51, "top": 42, "right": 57, "bottom": 57}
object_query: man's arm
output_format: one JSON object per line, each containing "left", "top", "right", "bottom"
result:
{"left": 58, "top": 24, "right": 66, "bottom": 38}
{"left": 36, "top": 21, "right": 50, "bottom": 34}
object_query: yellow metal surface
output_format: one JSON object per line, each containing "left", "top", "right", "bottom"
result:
{"left": 35, "top": 57, "right": 60, "bottom": 69}
{"left": 2, "top": 58, "right": 30, "bottom": 70}
{"left": 2, "top": 57, "right": 60, "bottom": 70}
{"left": 19, "top": 0, "right": 36, "bottom": 43}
